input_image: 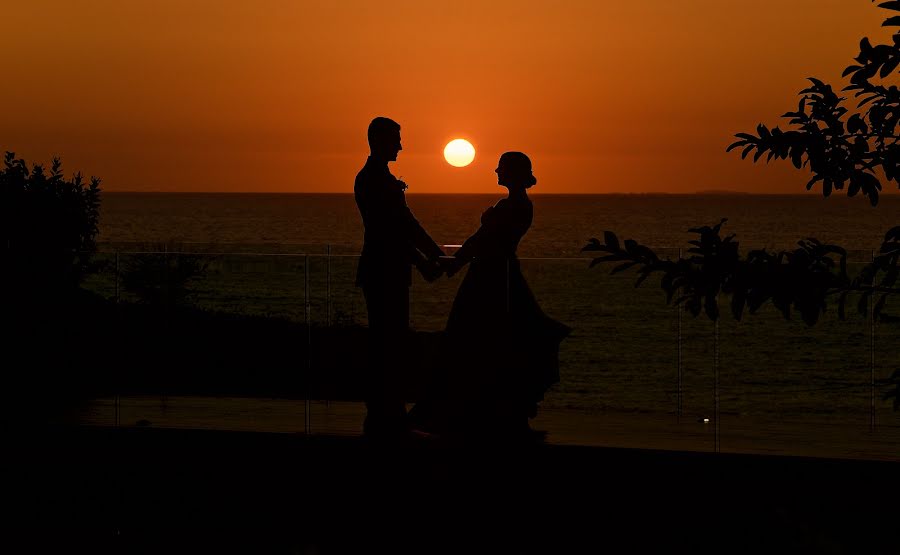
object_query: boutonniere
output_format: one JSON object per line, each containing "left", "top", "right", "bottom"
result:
{"left": 394, "top": 176, "right": 408, "bottom": 191}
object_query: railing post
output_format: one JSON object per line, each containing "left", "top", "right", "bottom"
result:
{"left": 305, "top": 254, "right": 312, "bottom": 435}
{"left": 114, "top": 249, "right": 120, "bottom": 428}
{"left": 114, "top": 250, "right": 120, "bottom": 305}
{"left": 714, "top": 313, "right": 720, "bottom": 454}
{"left": 677, "top": 248, "right": 683, "bottom": 421}
{"left": 163, "top": 243, "right": 169, "bottom": 309}
{"left": 505, "top": 257, "right": 510, "bottom": 314}
{"left": 326, "top": 245, "right": 332, "bottom": 328}
{"left": 871, "top": 248, "right": 876, "bottom": 433}
{"left": 325, "top": 245, "right": 331, "bottom": 410}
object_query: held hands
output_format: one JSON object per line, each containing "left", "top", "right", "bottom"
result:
{"left": 439, "top": 256, "right": 462, "bottom": 278}
{"left": 418, "top": 256, "right": 461, "bottom": 282}
{"left": 419, "top": 258, "right": 444, "bottom": 283}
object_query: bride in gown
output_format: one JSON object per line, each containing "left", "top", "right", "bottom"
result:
{"left": 410, "top": 152, "right": 571, "bottom": 441}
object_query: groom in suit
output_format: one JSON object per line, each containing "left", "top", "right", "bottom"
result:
{"left": 355, "top": 116, "right": 445, "bottom": 439}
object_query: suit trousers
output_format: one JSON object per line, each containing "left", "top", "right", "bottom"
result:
{"left": 362, "top": 283, "right": 410, "bottom": 436}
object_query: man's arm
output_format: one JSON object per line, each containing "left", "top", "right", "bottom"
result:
{"left": 359, "top": 172, "right": 444, "bottom": 271}
{"left": 388, "top": 184, "right": 443, "bottom": 262}
{"left": 404, "top": 206, "right": 445, "bottom": 261}
{"left": 404, "top": 204, "right": 445, "bottom": 281}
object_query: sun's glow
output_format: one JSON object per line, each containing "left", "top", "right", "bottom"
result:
{"left": 443, "top": 139, "right": 475, "bottom": 167}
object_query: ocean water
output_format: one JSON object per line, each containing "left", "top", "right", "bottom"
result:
{"left": 99, "top": 193, "right": 900, "bottom": 257}
{"left": 87, "top": 193, "right": 900, "bottom": 427}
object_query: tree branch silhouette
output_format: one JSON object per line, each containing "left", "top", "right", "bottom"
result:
{"left": 727, "top": 1, "right": 900, "bottom": 206}
{"left": 585, "top": 3, "right": 900, "bottom": 410}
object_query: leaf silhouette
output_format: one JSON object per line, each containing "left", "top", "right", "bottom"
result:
{"left": 604, "top": 231, "right": 620, "bottom": 251}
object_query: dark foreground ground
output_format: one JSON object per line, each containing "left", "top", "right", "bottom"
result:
{"left": 8, "top": 426, "right": 900, "bottom": 554}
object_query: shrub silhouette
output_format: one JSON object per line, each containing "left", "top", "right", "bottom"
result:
{"left": 1, "top": 151, "right": 101, "bottom": 306}
{"left": 121, "top": 243, "right": 211, "bottom": 308}
{"left": 2, "top": 151, "right": 102, "bottom": 425}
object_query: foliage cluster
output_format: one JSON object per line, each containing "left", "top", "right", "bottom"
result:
{"left": 587, "top": 1, "right": 900, "bottom": 407}
{"left": 583, "top": 222, "right": 899, "bottom": 325}
{"left": 584, "top": 223, "right": 899, "bottom": 408}
{"left": 121, "top": 244, "right": 211, "bottom": 307}
{"left": 1, "top": 151, "right": 101, "bottom": 302}
{"left": 727, "top": 1, "right": 900, "bottom": 206}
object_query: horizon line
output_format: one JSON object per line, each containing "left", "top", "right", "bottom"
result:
{"left": 98, "top": 190, "right": 897, "bottom": 196}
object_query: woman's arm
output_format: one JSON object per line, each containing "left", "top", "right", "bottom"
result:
{"left": 445, "top": 206, "right": 503, "bottom": 276}
{"left": 444, "top": 227, "right": 484, "bottom": 277}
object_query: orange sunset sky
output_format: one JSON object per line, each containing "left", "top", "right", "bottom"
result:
{"left": 2, "top": 0, "right": 898, "bottom": 194}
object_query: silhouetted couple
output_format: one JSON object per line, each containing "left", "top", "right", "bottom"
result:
{"left": 355, "top": 117, "right": 570, "bottom": 444}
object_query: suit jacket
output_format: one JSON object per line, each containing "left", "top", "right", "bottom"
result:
{"left": 354, "top": 157, "right": 444, "bottom": 288}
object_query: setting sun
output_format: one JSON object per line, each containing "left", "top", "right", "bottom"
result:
{"left": 443, "top": 139, "right": 476, "bottom": 168}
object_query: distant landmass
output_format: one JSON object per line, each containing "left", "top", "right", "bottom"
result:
{"left": 693, "top": 189, "right": 753, "bottom": 195}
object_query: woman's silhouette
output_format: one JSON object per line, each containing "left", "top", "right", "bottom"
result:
{"left": 410, "top": 152, "right": 571, "bottom": 442}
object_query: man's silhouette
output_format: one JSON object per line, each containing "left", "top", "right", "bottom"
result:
{"left": 355, "top": 117, "right": 444, "bottom": 439}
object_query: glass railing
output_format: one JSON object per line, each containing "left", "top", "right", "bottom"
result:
{"left": 60, "top": 245, "right": 900, "bottom": 459}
